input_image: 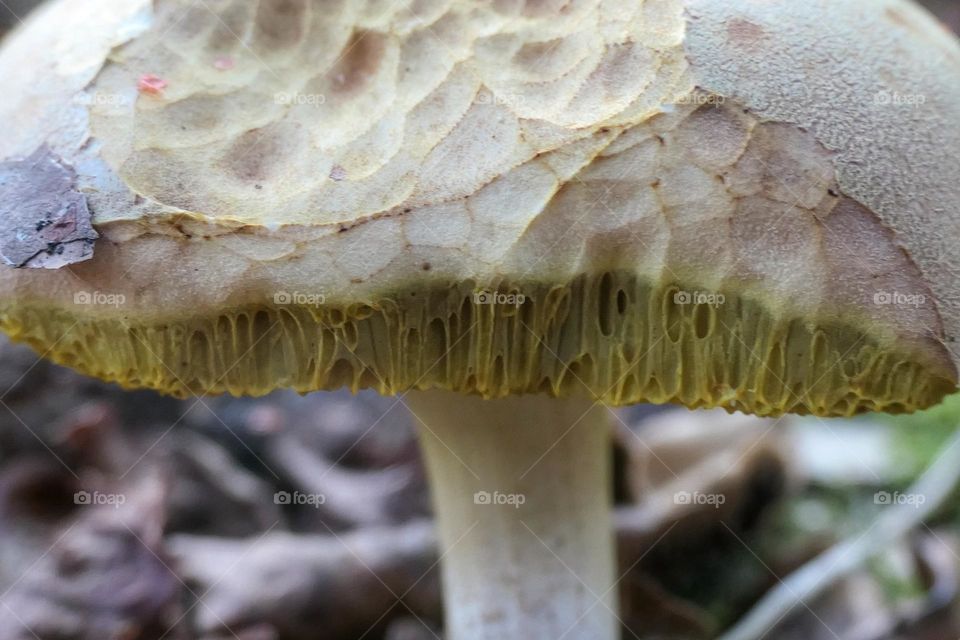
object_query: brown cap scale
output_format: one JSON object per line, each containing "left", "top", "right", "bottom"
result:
{"left": 0, "top": 0, "right": 957, "bottom": 638}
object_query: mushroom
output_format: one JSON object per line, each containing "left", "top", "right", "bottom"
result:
{"left": 0, "top": 0, "right": 958, "bottom": 638}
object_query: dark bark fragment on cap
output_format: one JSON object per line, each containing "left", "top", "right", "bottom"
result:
{"left": 0, "top": 147, "right": 98, "bottom": 269}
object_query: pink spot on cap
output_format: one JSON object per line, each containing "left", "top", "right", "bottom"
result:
{"left": 329, "top": 165, "right": 347, "bottom": 182}
{"left": 214, "top": 56, "right": 235, "bottom": 71}
{"left": 137, "top": 74, "right": 168, "bottom": 95}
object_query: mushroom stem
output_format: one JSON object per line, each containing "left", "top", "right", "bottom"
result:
{"left": 407, "top": 390, "right": 618, "bottom": 640}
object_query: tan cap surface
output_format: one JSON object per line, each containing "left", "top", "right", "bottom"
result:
{"left": 0, "top": 0, "right": 956, "bottom": 414}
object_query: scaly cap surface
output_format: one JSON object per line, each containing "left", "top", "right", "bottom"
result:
{"left": 0, "top": 0, "right": 956, "bottom": 414}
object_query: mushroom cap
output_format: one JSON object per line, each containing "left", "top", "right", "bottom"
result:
{"left": 0, "top": 0, "right": 957, "bottom": 415}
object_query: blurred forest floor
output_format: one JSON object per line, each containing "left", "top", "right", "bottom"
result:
{"left": 4, "top": 328, "right": 960, "bottom": 640}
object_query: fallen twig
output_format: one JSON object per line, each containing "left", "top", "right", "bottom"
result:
{"left": 718, "top": 427, "right": 960, "bottom": 640}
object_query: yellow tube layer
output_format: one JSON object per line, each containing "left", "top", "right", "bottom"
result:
{"left": 1, "top": 272, "right": 952, "bottom": 416}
